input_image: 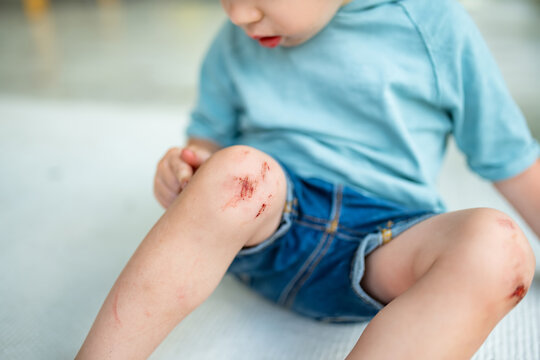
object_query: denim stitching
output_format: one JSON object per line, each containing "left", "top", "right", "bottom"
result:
{"left": 328, "top": 184, "right": 343, "bottom": 232}
{"left": 295, "top": 219, "right": 374, "bottom": 242}
{"left": 283, "top": 232, "right": 336, "bottom": 308}
{"left": 293, "top": 220, "right": 328, "bottom": 232}
{"left": 277, "top": 231, "right": 329, "bottom": 305}
{"left": 337, "top": 222, "right": 393, "bottom": 236}
{"left": 338, "top": 224, "right": 377, "bottom": 235}
{"left": 279, "top": 185, "right": 344, "bottom": 308}
{"left": 334, "top": 232, "right": 367, "bottom": 242}
{"left": 301, "top": 214, "right": 328, "bottom": 224}
{"left": 337, "top": 213, "right": 434, "bottom": 237}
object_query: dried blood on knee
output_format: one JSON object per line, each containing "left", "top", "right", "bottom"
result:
{"left": 510, "top": 284, "right": 527, "bottom": 304}
{"left": 222, "top": 176, "right": 258, "bottom": 209}
{"left": 497, "top": 218, "right": 515, "bottom": 230}
{"left": 261, "top": 162, "right": 270, "bottom": 180}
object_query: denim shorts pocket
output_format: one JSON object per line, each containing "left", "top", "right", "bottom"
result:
{"left": 349, "top": 213, "right": 437, "bottom": 309}
{"left": 350, "top": 233, "right": 385, "bottom": 310}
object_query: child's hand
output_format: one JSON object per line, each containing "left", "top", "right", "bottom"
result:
{"left": 154, "top": 145, "right": 212, "bottom": 209}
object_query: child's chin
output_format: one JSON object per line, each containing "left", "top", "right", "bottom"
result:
{"left": 281, "top": 37, "right": 310, "bottom": 47}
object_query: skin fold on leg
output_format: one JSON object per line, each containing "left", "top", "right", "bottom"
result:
{"left": 347, "top": 208, "right": 536, "bottom": 360}
{"left": 76, "top": 145, "right": 287, "bottom": 360}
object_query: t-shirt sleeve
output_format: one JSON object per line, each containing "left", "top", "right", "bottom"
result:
{"left": 437, "top": 8, "right": 539, "bottom": 182}
{"left": 186, "top": 22, "right": 240, "bottom": 147}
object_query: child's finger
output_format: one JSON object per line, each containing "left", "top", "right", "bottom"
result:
{"left": 156, "top": 157, "right": 181, "bottom": 193}
{"left": 153, "top": 180, "right": 177, "bottom": 209}
{"left": 170, "top": 158, "right": 194, "bottom": 185}
{"left": 180, "top": 146, "right": 212, "bottom": 170}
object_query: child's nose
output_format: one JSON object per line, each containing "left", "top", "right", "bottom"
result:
{"left": 226, "top": 3, "right": 263, "bottom": 26}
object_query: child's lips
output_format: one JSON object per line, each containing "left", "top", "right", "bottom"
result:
{"left": 252, "top": 35, "right": 282, "bottom": 48}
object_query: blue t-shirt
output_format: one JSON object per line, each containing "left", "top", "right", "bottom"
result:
{"left": 187, "top": 0, "right": 539, "bottom": 212}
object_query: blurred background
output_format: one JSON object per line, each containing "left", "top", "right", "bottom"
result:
{"left": 0, "top": 0, "right": 224, "bottom": 105}
{"left": 1, "top": 1, "right": 539, "bottom": 359}
{"left": 0, "top": 0, "right": 538, "bottom": 131}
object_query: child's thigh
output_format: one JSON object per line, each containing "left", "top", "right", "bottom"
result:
{"left": 361, "top": 208, "right": 533, "bottom": 305}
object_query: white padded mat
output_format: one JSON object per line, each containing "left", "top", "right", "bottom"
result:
{"left": 1, "top": 98, "right": 539, "bottom": 359}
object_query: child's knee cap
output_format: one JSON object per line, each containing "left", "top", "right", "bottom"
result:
{"left": 463, "top": 211, "right": 535, "bottom": 302}
{"left": 198, "top": 145, "right": 286, "bottom": 220}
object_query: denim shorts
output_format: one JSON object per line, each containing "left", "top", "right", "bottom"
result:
{"left": 227, "top": 164, "right": 436, "bottom": 323}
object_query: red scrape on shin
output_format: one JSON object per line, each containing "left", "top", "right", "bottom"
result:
{"left": 497, "top": 218, "right": 515, "bottom": 230}
{"left": 112, "top": 292, "right": 122, "bottom": 326}
{"left": 510, "top": 284, "right": 527, "bottom": 304}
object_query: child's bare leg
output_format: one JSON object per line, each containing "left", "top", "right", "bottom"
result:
{"left": 76, "top": 145, "right": 287, "bottom": 360}
{"left": 347, "top": 209, "right": 536, "bottom": 360}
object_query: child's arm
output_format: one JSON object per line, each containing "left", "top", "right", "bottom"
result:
{"left": 494, "top": 158, "right": 540, "bottom": 239}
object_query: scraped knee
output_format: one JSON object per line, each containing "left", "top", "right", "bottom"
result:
{"left": 196, "top": 145, "right": 287, "bottom": 222}
{"left": 458, "top": 209, "right": 536, "bottom": 307}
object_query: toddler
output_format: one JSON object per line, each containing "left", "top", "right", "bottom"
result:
{"left": 77, "top": 0, "right": 539, "bottom": 359}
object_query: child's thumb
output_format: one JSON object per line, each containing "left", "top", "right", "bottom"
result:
{"left": 180, "top": 146, "right": 212, "bottom": 169}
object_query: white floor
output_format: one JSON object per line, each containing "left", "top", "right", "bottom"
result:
{"left": 1, "top": 0, "right": 539, "bottom": 359}
{"left": 1, "top": 98, "right": 539, "bottom": 360}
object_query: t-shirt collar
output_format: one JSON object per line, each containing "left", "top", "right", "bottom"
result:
{"left": 341, "top": 0, "right": 397, "bottom": 11}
